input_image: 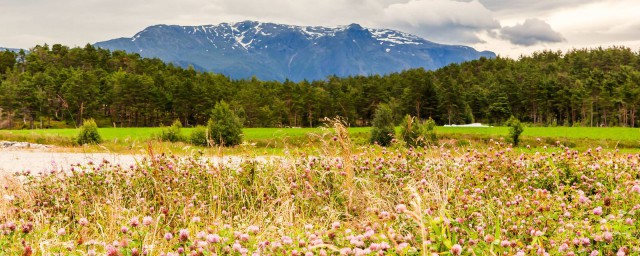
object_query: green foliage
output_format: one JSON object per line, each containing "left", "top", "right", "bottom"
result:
{"left": 400, "top": 115, "right": 438, "bottom": 147}
{"left": 370, "top": 103, "right": 395, "bottom": 146}
{"left": 505, "top": 116, "right": 524, "bottom": 146}
{"left": 424, "top": 117, "right": 437, "bottom": 143}
{"left": 400, "top": 115, "right": 419, "bottom": 147}
{"left": 75, "top": 119, "right": 101, "bottom": 145}
{"left": 158, "top": 120, "right": 184, "bottom": 142}
{"left": 207, "top": 101, "right": 243, "bottom": 146}
{"left": 189, "top": 125, "right": 209, "bottom": 146}
{"left": 2, "top": 45, "right": 640, "bottom": 129}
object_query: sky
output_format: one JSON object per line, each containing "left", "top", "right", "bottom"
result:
{"left": 1, "top": 0, "right": 639, "bottom": 58}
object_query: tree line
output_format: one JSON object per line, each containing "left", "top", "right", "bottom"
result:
{"left": 1, "top": 44, "right": 639, "bottom": 129}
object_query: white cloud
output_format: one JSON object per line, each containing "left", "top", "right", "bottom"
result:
{"left": 382, "top": 0, "right": 500, "bottom": 44}
{"left": 0, "top": 0, "right": 638, "bottom": 58}
{"left": 500, "top": 19, "right": 564, "bottom": 46}
{"left": 0, "top": 0, "right": 499, "bottom": 47}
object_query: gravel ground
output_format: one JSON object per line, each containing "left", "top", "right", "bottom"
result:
{"left": 0, "top": 147, "right": 277, "bottom": 178}
{"left": 0, "top": 149, "right": 141, "bottom": 177}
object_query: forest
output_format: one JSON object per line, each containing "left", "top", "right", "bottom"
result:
{"left": 0, "top": 44, "right": 639, "bottom": 129}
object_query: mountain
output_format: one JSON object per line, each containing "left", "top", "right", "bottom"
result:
{"left": 0, "top": 47, "right": 22, "bottom": 52}
{"left": 95, "top": 21, "right": 495, "bottom": 81}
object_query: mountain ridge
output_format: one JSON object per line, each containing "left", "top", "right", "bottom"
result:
{"left": 95, "top": 21, "right": 495, "bottom": 81}
{"left": 0, "top": 47, "right": 22, "bottom": 53}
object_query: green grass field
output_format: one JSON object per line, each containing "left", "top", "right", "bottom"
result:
{"left": 437, "top": 126, "right": 640, "bottom": 141}
{"left": 1, "top": 125, "right": 638, "bottom": 141}
{"left": 0, "top": 127, "right": 371, "bottom": 141}
{"left": 0, "top": 125, "right": 638, "bottom": 151}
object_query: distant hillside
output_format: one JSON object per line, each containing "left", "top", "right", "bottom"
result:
{"left": 0, "top": 47, "right": 22, "bottom": 53}
{"left": 95, "top": 21, "right": 495, "bottom": 81}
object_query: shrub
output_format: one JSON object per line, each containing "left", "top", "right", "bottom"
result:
{"left": 400, "top": 115, "right": 421, "bottom": 147}
{"left": 424, "top": 117, "right": 437, "bottom": 143}
{"left": 400, "top": 115, "right": 437, "bottom": 147}
{"left": 159, "top": 120, "right": 185, "bottom": 142}
{"left": 207, "top": 101, "right": 243, "bottom": 146}
{"left": 76, "top": 119, "right": 102, "bottom": 145}
{"left": 370, "top": 103, "right": 395, "bottom": 146}
{"left": 189, "top": 125, "right": 208, "bottom": 146}
{"left": 506, "top": 116, "right": 524, "bottom": 146}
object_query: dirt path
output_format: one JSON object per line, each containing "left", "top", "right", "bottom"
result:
{"left": 0, "top": 148, "right": 279, "bottom": 178}
{"left": 0, "top": 149, "right": 141, "bottom": 177}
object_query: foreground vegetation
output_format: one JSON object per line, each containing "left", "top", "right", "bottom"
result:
{"left": 1, "top": 128, "right": 639, "bottom": 255}
{"left": 2, "top": 45, "right": 640, "bottom": 129}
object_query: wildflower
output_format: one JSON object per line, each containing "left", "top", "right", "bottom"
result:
{"left": 395, "top": 204, "right": 407, "bottom": 213}
{"left": 78, "top": 218, "right": 89, "bottom": 226}
{"left": 593, "top": 207, "right": 603, "bottom": 216}
{"left": 484, "top": 234, "right": 494, "bottom": 243}
{"left": 57, "top": 228, "right": 66, "bottom": 236}
{"left": 248, "top": 225, "right": 260, "bottom": 234}
{"left": 603, "top": 231, "right": 613, "bottom": 242}
{"left": 332, "top": 221, "right": 341, "bottom": 229}
{"left": 121, "top": 226, "right": 129, "bottom": 234}
{"left": 282, "top": 236, "right": 293, "bottom": 245}
{"left": 106, "top": 245, "right": 118, "bottom": 256}
{"left": 22, "top": 245, "right": 32, "bottom": 256}
{"left": 196, "top": 231, "right": 207, "bottom": 240}
{"left": 176, "top": 229, "right": 190, "bottom": 242}
{"left": 130, "top": 217, "right": 140, "bottom": 227}
{"left": 558, "top": 243, "right": 569, "bottom": 252}
{"left": 590, "top": 250, "right": 599, "bottom": 256}
{"left": 579, "top": 195, "right": 589, "bottom": 204}
{"left": 617, "top": 248, "right": 626, "bottom": 256}
{"left": 340, "top": 247, "right": 352, "bottom": 255}
{"left": 142, "top": 216, "right": 153, "bottom": 226}
{"left": 631, "top": 184, "right": 640, "bottom": 193}
{"left": 21, "top": 222, "right": 33, "bottom": 234}
{"left": 207, "top": 234, "right": 221, "bottom": 243}
{"left": 164, "top": 232, "right": 173, "bottom": 241}
{"left": 451, "top": 244, "right": 462, "bottom": 255}
{"left": 232, "top": 242, "right": 242, "bottom": 252}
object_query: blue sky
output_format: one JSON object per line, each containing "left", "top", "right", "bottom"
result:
{"left": 1, "top": 0, "right": 639, "bottom": 57}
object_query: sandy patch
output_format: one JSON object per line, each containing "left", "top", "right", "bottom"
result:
{"left": 0, "top": 149, "right": 140, "bottom": 177}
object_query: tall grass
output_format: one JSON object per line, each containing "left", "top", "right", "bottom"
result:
{"left": 2, "top": 133, "right": 639, "bottom": 254}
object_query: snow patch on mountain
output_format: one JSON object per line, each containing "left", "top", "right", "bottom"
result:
{"left": 95, "top": 20, "right": 496, "bottom": 81}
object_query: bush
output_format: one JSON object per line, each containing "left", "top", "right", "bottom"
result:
{"left": 76, "top": 119, "right": 102, "bottom": 145}
{"left": 207, "top": 101, "right": 243, "bottom": 146}
{"left": 506, "top": 116, "right": 524, "bottom": 146}
{"left": 370, "top": 103, "right": 395, "bottom": 146}
{"left": 189, "top": 125, "right": 209, "bottom": 146}
{"left": 159, "top": 120, "right": 185, "bottom": 142}
{"left": 424, "top": 117, "right": 437, "bottom": 143}
{"left": 400, "top": 115, "right": 437, "bottom": 147}
{"left": 400, "top": 115, "right": 421, "bottom": 147}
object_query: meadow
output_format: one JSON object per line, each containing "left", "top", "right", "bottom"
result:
{"left": 1, "top": 125, "right": 639, "bottom": 255}
{"left": 1, "top": 125, "right": 639, "bottom": 153}
{"left": 1, "top": 124, "right": 640, "bottom": 255}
